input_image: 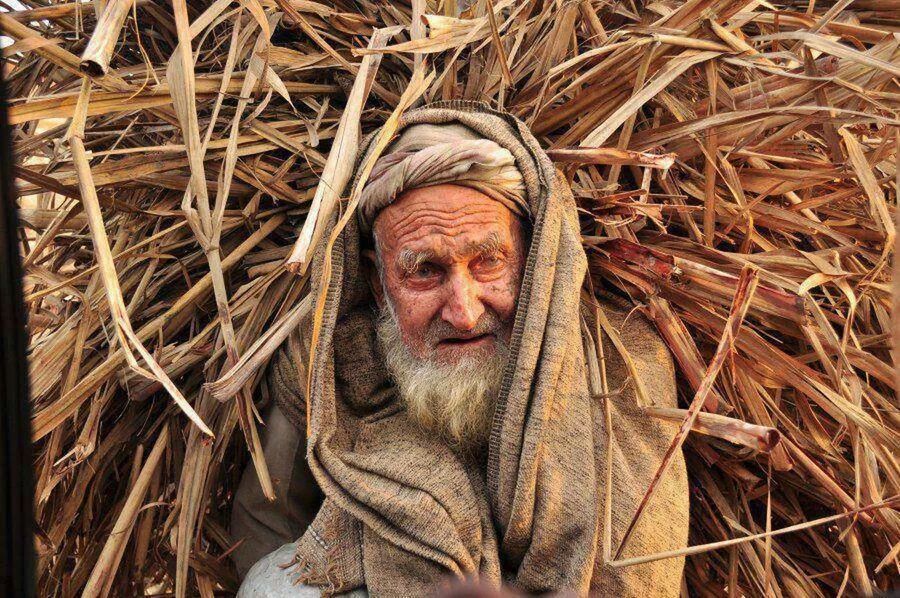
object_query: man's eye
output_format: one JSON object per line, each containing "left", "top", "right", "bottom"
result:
{"left": 412, "top": 263, "right": 437, "bottom": 278}
{"left": 476, "top": 256, "right": 503, "bottom": 269}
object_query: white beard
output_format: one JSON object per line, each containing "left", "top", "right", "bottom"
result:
{"left": 374, "top": 298, "right": 509, "bottom": 454}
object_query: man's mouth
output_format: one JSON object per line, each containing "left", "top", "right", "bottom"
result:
{"left": 438, "top": 332, "right": 494, "bottom": 347}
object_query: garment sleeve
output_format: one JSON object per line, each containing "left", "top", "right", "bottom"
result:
{"left": 230, "top": 330, "right": 322, "bottom": 578}
{"left": 269, "top": 326, "right": 310, "bottom": 433}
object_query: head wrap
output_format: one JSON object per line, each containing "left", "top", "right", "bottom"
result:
{"left": 357, "top": 122, "right": 529, "bottom": 235}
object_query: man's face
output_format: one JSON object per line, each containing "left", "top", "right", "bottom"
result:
{"left": 367, "top": 184, "right": 527, "bottom": 365}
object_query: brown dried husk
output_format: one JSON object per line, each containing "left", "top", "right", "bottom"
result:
{"left": 4, "top": 0, "right": 898, "bottom": 595}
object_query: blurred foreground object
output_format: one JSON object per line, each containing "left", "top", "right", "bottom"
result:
{"left": 0, "top": 61, "right": 35, "bottom": 598}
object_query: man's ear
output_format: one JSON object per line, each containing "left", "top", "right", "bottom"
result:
{"left": 361, "top": 248, "right": 384, "bottom": 309}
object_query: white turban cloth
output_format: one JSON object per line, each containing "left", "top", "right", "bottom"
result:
{"left": 357, "top": 123, "right": 529, "bottom": 234}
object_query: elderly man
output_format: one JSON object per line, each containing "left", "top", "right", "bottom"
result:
{"left": 232, "top": 102, "right": 689, "bottom": 596}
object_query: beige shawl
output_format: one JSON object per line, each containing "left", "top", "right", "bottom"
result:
{"left": 272, "top": 101, "right": 689, "bottom": 596}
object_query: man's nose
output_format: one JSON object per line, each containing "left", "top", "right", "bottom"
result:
{"left": 441, "top": 272, "right": 484, "bottom": 331}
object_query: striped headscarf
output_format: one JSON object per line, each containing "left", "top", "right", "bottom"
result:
{"left": 357, "top": 122, "right": 529, "bottom": 234}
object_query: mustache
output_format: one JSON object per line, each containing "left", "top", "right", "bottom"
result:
{"left": 424, "top": 309, "right": 507, "bottom": 345}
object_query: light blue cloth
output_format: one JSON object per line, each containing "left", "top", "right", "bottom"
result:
{"left": 237, "top": 542, "right": 368, "bottom": 598}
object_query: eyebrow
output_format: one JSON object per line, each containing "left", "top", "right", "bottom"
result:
{"left": 395, "top": 232, "right": 505, "bottom": 274}
{"left": 396, "top": 247, "right": 435, "bottom": 275}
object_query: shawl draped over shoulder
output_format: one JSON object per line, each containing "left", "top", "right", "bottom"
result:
{"left": 268, "top": 101, "right": 689, "bottom": 597}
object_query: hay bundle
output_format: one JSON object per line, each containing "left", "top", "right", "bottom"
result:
{"left": 4, "top": 0, "right": 898, "bottom": 595}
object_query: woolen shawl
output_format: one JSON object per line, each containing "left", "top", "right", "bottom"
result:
{"left": 272, "top": 101, "right": 689, "bottom": 596}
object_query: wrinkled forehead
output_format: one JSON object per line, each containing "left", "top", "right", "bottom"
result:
{"left": 370, "top": 184, "right": 529, "bottom": 263}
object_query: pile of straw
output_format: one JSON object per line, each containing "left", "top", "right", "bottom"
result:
{"left": 4, "top": 0, "right": 898, "bottom": 595}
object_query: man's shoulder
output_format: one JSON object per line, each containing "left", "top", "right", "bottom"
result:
{"left": 581, "top": 292, "right": 677, "bottom": 399}
{"left": 582, "top": 292, "right": 667, "bottom": 354}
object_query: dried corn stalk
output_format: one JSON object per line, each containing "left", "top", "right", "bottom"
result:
{"left": 4, "top": 0, "right": 897, "bottom": 595}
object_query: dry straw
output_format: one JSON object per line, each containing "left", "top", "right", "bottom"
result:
{"left": 3, "top": 0, "right": 897, "bottom": 595}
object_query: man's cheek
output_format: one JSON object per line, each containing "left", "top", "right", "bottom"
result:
{"left": 488, "top": 275, "right": 521, "bottom": 317}
{"left": 395, "top": 294, "right": 437, "bottom": 335}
